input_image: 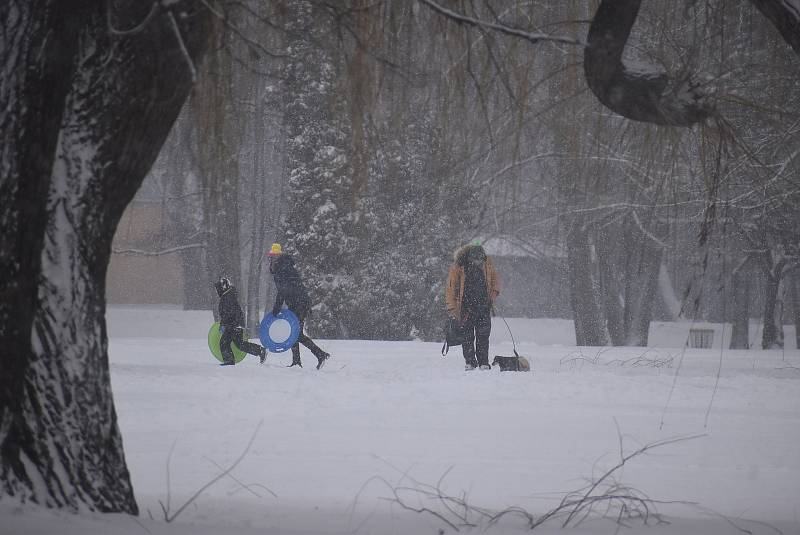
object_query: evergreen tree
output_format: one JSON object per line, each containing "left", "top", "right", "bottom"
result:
{"left": 350, "top": 119, "right": 476, "bottom": 341}
{"left": 280, "top": 0, "right": 357, "bottom": 338}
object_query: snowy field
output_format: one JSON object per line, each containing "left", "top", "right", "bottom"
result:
{"left": 3, "top": 306, "right": 800, "bottom": 535}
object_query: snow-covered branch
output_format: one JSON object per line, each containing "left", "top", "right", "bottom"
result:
{"left": 416, "top": 0, "right": 584, "bottom": 47}
{"left": 112, "top": 243, "right": 205, "bottom": 256}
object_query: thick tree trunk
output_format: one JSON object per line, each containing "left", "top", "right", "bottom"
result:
{"left": 0, "top": 0, "right": 87, "bottom": 506}
{"left": 1, "top": 1, "right": 211, "bottom": 512}
{"left": 567, "top": 222, "right": 608, "bottom": 346}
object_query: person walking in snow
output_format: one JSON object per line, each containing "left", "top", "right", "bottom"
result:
{"left": 445, "top": 241, "right": 501, "bottom": 371}
{"left": 266, "top": 243, "right": 330, "bottom": 370}
{"left": 215, "top": 277, "right": 267, "bottom": 366}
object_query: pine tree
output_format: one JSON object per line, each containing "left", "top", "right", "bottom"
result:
{"left": 350, "top": 119, "right": 475, "bottom": 341}
{"left": 280, "top": 0, "right": 357, "bottom": 338}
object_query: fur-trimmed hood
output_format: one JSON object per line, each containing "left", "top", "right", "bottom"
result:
{"left": 453, "top": 244, "right": 487, "bottom": 267}
{"left": 445, "top": 245, "right": 500, "bottom": 318}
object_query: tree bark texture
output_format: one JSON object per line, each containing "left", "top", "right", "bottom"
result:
{"left": 0, "top": 0, "right": 87, "bottom": 507}
{"left": 596, "top": 228, "right": 625, "bottom": 346}
{"left": 761, "top": 256, "right": 786, "bottom": 349}
{"left": 584, "top": 0, "right": 713, "bottom": 126}
{"left": 621, "top": 219, "right": 664, "bottom": 347}
{"left": 567, "top": 222, "right": 608, "bottom": 346}
{"left": 1, "top": 1, "right": 212, "bottom": 512}
{"left": 749, "top": 0, "right": 800, "bottom": 55}
{"left": 729, "top": 267, "right": 751, "bottom": 349}
{"left": 790, "top": 270, "right": 800, "bottom": 350}
{"left": 193, "top": 17, "right": 243, "bottom": 297}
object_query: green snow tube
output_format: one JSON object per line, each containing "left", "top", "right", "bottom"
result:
{"left": 208, "top": 323, "right": 248, "bottom": 364}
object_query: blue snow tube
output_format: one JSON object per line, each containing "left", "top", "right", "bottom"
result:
{"left": 259, "top": 309, "right": 301, "bottom": 352}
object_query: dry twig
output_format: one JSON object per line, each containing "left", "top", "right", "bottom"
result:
{"left": 159, "top": 420, "right": 264, "bottom": 522}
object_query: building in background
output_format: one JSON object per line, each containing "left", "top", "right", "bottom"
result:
{"left": 107, "top": 188, "right": 184, "bottom": 305}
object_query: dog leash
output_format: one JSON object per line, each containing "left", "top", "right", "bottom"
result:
{"left": 494, "top": 303, "right": 520, "bottom": 358}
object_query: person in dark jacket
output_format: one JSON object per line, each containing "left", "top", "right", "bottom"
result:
{"left": 267, "top": 243, "right": 330, "bottom": 369}
{"left": 445, "top": 242, "right": 501, "bottom": 371}
{"left": 215, "top": 277, "right": 266, "bottom": 366}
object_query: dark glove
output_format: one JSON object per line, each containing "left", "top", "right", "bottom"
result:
{"left": 272, "top": 307, "right": 281, "bottom": 317}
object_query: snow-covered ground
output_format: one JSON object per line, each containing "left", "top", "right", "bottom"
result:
{"left": 3, "top": 306, "right": 800, "bottom": 535}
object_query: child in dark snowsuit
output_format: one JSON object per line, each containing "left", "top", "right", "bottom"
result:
{"left": 215, "top": 277, "right": 267, "bottom": 366}
{"left": 266, "top": 243, "right": 330, "bottom": 370}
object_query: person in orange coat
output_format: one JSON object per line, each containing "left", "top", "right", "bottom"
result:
{"left": 445, "top": 242, "right": 501, "bottom": 370}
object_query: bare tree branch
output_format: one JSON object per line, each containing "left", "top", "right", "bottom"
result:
{"left": 112, "top": 243, "right": 205, "bottom": 256}
{"left": 416, "top": 0, "right": 583, "bottom": 47}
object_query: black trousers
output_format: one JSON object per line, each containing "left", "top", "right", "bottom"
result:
{"left": 291, "top": 317, "right": 326, "bottom": 365}
{"left": 461, "top": 308, "right": 491, "bottom": 367}
{"left": 220, "top": 326, "right": 262, "bottom": 363}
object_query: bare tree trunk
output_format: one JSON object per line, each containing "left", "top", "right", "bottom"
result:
{"left": 761, "top": 256, "right": 786, "bottom": 349}
{"left": 193, "top": 17, "right": 242, "bottom": 300}
{"left": 245, "top": 143, "right": 268, "bottom": 333}
{"left": 162, "top": 113, "right": 212, "bottom": 311}
{"left": 729, "top": 256, "right": 752, "bottom": 349}
{"left": 790, "top": 270, "right": 800, "bottom": 350}
{"left": 567, "top": 221, "right": 607, "bottom": 346}
{"left": 623, "top": 244, "right": 663, "bottom": 347}
{"left": 730, "top": 272, "right": 751, "bottom": 350}
{"left": 596, "top": 228, "right": 624, "bottom": 345}
{"left": 182, "top": 247, "right": 213, "bottom": 309}
{"left": 1, "top": 1, "right": 211, "bottom": 511}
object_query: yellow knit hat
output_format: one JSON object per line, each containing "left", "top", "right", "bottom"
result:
{"left": 267, "top": 243, "right": 283, "bottom": 257}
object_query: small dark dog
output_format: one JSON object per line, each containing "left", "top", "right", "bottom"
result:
{"left": 492, "top": 355, "right": 531, "bottom": 372}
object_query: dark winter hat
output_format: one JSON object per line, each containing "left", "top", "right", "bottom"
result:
{"left": 214, "top": 276, "right": 232, "bottom": 297}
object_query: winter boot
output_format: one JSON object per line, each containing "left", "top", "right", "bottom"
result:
{"left": 259, "top": 347, "right": 267, "bottom": 365}
{"left": 316, "top": 352, "right": 330, "bottom": 370}
{"left": 287, "top": 359, "right": 302, "bottom": 368}
{"left": 220, "top": 360, "right": 235, "bottom": 366}
{"left": 479, "top": 364, "right": 491, "bottom": 370}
